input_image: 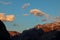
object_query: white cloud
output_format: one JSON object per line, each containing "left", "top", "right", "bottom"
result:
{"left": 0, "top": 1, "right": 11, "bottom": 5}
{"left": 41, "top": 19, "right": 47, "bottom": 22}
{"left": 0, "top": 13, "right": 5, "bottom": 21}
{"left": 6, "top": 15, "right": 15, "bottom": 22}
{"left": 30, "top": 9, "right": 45, "bottom": 16}
{"left": 50, "top": 16, "right": 60, "bottom": 22}
{"left": 44, "top": 14, "right": 49, "bottom": 19}
{"left": 22, "top": 3, "right": 30, "bottom": 9}
{"left": 24, "top": 14, "right": 29, "bottom": 16}
{"left": 0, "top": 13, "right": 15, "bottom": 22}
{"left": 30, "top": 9, "right": 49, "bottom": 19}
{"left": 12, "top": 24, "right": 20, "bottom": 27}
{"left": 30, "top": 9, "right": 60, "bottom": 23}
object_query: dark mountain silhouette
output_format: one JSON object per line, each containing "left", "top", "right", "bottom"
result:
{"left": 19, "top": 28, "right": 60, "bottom": 40}
{"left": 20, "top": 28, "right": 44, "bottom": 40}
{"left": 0, "top": 20, "right": 60, "bottom": 40}
{"left": 19, "top": 22, "right": 60, "bottom": 40}
{"left": 0, "top": 20, "right": 11, "bottom": 40}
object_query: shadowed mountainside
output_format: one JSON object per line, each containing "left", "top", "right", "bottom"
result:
{"left": 0, "top": 20, "right": 11, "bottom": 40}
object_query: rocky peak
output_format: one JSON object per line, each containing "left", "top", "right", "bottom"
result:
{"left": 8, "top": 31, "right": 20, "bottom": 37}
{"left": 35, "top": 22, "right": 60, "bottom": 32}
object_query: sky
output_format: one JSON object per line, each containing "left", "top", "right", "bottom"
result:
{"left": 0, "top": 0, "right": 60, "bottom": 32}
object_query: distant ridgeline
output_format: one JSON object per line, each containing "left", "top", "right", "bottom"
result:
{"left": 35, "top": 22, "right": 60, "bottom": 32}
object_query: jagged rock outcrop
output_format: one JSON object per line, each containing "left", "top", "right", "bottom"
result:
{"left": 35, "top": 22, "right": 60, "bottom": 32}
{"left": 8, "top": 31, "right": 20, "bottom": 37}
{"left": 8, "top": 31, "right": 21, "bottom": 40}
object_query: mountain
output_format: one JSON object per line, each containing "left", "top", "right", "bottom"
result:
{"left": 8, "top": 31, "right": 21, "bottom": 40}
{"left": 35, "top": 22, "right": 60, "bottom": 32}
{"left": 8, "top": 22, "right": 60, "bottom": 40}
{"left": 20, "top": 22, "right": 60, "bottom": 40}
{"left": 8, "top": 31, "right": 20, "bottom": 37}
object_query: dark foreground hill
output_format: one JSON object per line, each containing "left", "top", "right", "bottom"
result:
{"left": 0, "top": 20, "right": 11, "bottom": 40}
{"left": 19, "top": 28, "right": 60, "bottom": 40}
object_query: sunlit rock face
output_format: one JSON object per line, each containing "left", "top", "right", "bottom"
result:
{"left": 35, "top": 24, "right": 43, "bottom": 29}
{"left": 35, "top": 22, "right": 60, "bottom": 32}
{"left": 8, "top": 31, "right": 21, "bottom": 40}
{"left": 8, "top": 31, "right": 20, "bottom": 37}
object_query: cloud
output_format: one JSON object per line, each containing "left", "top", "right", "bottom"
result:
{"left": 22, "top": 3, "right": 30, "bottom": 9}
{"left": 0, "top": 13, "right": 15, "bottom": 22}
{"left": 24, "top": 14, "right": 29, "bottom": 16}
{"left": 51, "top": 16, "right": 60, "bottom": 22}
{"left": 30, "top": 9, "right": 45, "bottom": 16}
{"left": 41, "top": 19, "right": 47, "bottom": 22}
{"left": 26, "top": 28, "right": 30, "bottom": 30}
{"left": 44, "top": 14, "right": 49, "bottom": 19}
{"left": 2, "top": 2, "right": 11, "bottom": 5}
{"left": 0, "top": 13, "right": 5, "bottom": 21}
{"left": 0, "top": 1, "right": 11, "bottom": 5}
{"left": 30, "top": 9, "right": 60, "bottom": 23}
{"left": 6, "top": 15, "right": 15, "bottom": 22}
{"left": 30, "top": 9, "right": 49, "bottom": 19}
{"left": 12, "top": 24, "right": 20, "bottom": 27}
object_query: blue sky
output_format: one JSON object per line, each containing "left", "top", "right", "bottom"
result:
{"left": 0, "top": 0, "right": 60, "bottom": 32}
